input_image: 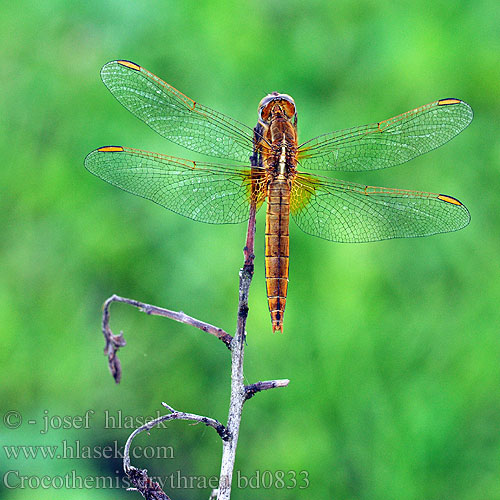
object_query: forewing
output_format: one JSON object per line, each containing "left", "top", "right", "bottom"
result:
{"left": 290, "top": 173, "right": 470, "bottom": 242}
{"left": 298, "top": 99, "right": 473, "bottom": 171}
{"left": 100, "top": 60, "right": 255, "bottom": 162}
{"left": 84, "top": 146, "right": 265, "bottom": 224}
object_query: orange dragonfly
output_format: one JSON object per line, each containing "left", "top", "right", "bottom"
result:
{"left": 85, "top": 60, "right": 472, "bottom": 333}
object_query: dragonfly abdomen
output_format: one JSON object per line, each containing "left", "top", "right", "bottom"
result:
{"left": 265, "top": 178, "right": 290, "bottom": 333}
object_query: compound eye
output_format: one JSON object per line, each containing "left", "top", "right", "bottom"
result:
{"left": 281, "top": 100, "right": 296, "bottom": 119}
{"left": 259, "top": 104, "right": 272, "bottom": 123}
{"left": 258, "top": 93, "right": 279, "bottom": 124}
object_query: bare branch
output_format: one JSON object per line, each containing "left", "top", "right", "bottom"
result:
{"left": 217, "top": 202, "right": 256, "bottom": 500}
{"left": 97, "top": 156, "right": 290, "bottom": 500}
{"left": 244, "top": 379, "right": 290, "bottom": 401}
{"left": 99, "top": 201, "right": 289, "bottom": 500}
{"left": 101, "top": 294, "right": 233, "bottom": 382}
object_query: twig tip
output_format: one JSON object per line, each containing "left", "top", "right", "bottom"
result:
{"left": 161, "top": 402, "right": 176, "bottom": 413}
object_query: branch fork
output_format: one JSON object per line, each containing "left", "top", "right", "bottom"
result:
{"left": 98, "top": 203, "right": 290, "bottom": 499}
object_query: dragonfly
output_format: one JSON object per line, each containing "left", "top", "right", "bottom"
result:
{"left": 85, "top": 60, "right": 473, "bottom": 333}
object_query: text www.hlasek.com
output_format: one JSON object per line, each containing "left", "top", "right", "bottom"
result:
{"left": 3, "top": 440, "right": 174, "bottom": 460}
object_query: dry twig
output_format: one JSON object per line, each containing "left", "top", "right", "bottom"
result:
{"left": 99, "top": 201, "right": 289, "bottom": 499}
{"left": 102, "top": 295, "right": 233, "bottom": 382}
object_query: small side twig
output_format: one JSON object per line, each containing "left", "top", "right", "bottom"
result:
{"left": 244, "top": 379, "right": 290, "bottom": 401}
{"left": 102, "top": 294, "right": 233, "bottom": 383}
{"left": 124, "top": 403, "right": 229, "bottom": 473}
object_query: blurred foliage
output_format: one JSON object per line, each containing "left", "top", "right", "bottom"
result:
{"left": 1, "top": 0, "right": 499, "bottom": 498}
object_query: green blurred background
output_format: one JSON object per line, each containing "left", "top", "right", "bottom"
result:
{"left": 1, "top": 0, "right": 499, "bottom": 498}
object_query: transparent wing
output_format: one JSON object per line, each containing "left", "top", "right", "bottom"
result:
{"left": 290, "top": 173, "right": 470, "bottom": 242}
{"left": 298, "top": 99, "right": 473, "bottom": 171}
{"left": 84, "top": 146, "right": 266, "bottom": 224}
{"left": 100, "top": 60, "right": 255, "bottom": 162}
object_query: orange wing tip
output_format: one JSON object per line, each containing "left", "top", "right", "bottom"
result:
{"left": 438, "top": 194, "right": 463, "bottom": 206}
{"left": 116, "top": 60, "right": 141, "bottom": 71}
{"left": 272, "top": 324, "right": 284, "bottom": 333}
{"left": 97, "top": 146, "right": 124, "bottom": 152}
{"left": 438, "top": 98, "right": 462, "bottom": 106}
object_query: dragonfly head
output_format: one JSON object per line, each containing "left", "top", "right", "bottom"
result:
{"left": 258, "top": 92, "right": 296, "bottom": 126}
